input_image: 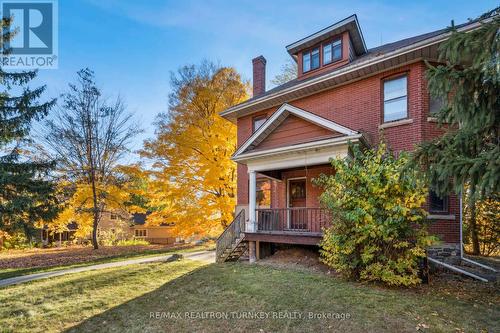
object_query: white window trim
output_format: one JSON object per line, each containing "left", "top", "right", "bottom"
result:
{"left": 323, "top": 39, "right": 342, "bottom": 65}
{"left": 303, "top": 52, "right": 311, "bottom": 72}
{"left": 383, "top": 75, "right": 408, "bottom": 123}
{"left": 378, "top": 118, "right": 413, "bottom": 129}
{"left": 427, "top": 214, "right": 455, "bottom": 220}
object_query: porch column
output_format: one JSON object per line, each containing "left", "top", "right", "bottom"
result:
{"left": 248, "top": 170, "right": 257, "bottom": 232}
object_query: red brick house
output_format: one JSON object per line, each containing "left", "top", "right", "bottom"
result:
{"left": 216, "top": 15, "right": 478, "bottom": 263}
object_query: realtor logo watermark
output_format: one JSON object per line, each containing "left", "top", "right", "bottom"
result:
{"left": 1, "top": 0, "right": 58, "bottom": 69}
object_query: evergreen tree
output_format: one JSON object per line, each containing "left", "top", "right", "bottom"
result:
{"left": 0, "top": 16, "right": 58, "bottom": 244}
{"left": 413, "top": 8, "right": 499, "bottom": 255}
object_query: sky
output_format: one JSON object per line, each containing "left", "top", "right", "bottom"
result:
{"left": 34, "top": 0, "right": 497, "bottom": 155}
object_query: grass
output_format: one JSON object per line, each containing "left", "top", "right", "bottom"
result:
{"left": 0, "top": 261, "right": 498, "bottom": 333}
{"left": 0, "top": 244, "right": 212, "bottom": 280}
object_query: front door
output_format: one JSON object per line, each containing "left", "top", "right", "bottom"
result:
{"left": 288, "top": 179, "right": 307, "bottom": 230}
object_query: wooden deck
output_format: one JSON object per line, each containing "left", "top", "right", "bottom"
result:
{"left": 244, "top": 230, "right": 323, "bottom": 245}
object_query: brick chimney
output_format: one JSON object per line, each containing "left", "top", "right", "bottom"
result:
{"left": 252, "top": 55, "right": 266, "bottom": 97}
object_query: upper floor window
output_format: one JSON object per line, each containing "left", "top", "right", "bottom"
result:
{"left": 302, "top": 47, "right": 320, "bottom": 73}
{"left": 383, "top": 75, "right": 408, "bottom": 122}
{"left": 429, "top": 189, "right": 449, "bottom": 214}
{"left": 253, "top": 116, "right": 267, "bottom": 132}
{"left": 135, "top": 229, "right": 147, "bottom": 237}
{"left": 323, "top": 39, "right": 342, "bottom": 64}
{"left": 110, "top": 214, "right": 117, "bottom": 220}
{"left": 430, "top": 95, "right": 446, "bottom": 115}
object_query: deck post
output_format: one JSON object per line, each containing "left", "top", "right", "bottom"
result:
{"left": 249, "top": 241, "right": 256, "bottom": 263}
{"left": 248, "top": 170, "right": 257, "bottom": 232}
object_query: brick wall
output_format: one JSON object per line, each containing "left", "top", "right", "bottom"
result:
{"left": 269, "top": 165, "right": 334, "bottom": 209}
{"left": 236, "top": 60, "right": 460, "bottom": 243}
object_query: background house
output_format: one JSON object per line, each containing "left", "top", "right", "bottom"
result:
{"left": 129, "top": 213, "right": 182, "bottom": 245}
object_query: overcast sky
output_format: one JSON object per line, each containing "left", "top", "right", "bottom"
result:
{"left": 34, "top": 0, "right": 498, "bottom": 156}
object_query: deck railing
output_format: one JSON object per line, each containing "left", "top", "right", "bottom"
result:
{"left": 216, "top": 210, "right": 245, "bottom": 261}
{"left": 256, "top": 208, "right": 331, "bottom": 234}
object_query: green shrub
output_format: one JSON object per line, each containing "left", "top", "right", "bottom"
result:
{"left": 98, "top": 229, "right": 131, "bottom": 246}
{"left": 2, "top": 232, "right": 34, "bottom": 250}
{"left": 315, "top": 142, "right": 436, "bottom": 286}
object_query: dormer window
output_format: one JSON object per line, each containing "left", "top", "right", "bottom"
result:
{"left": 301, "top": 38, "right": 343, "bottom": 74}
{"left": 287, "top": 15, "right": 367, "bottom": 78}
{"left": 302, "top": 48, "right": 320, "bottom": 72}
{"left": 323, "top": 39, "right": 342, "bottom": 64}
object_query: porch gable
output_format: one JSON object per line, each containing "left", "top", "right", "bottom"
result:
{"left": 233, "top": 103, "right": 358, "bottom": 159}
{"left": 252, "top": 114, "right": 343, "bottom": 151}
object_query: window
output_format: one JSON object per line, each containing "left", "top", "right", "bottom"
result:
{"left": 110, "top": 214, "right": 117, "bottom": 220}
{"left": 302, "top": 47, "right": 319, "bottom": 72}
{"left": 290, "top": 180, "right": 306, "bottom": 199}
{"left": 383, "top": 75, "right": 408, "bottom": 122}
{"left": 135, "top": 229, "right": 147, "bottom": 237}
{"left": 430, "top": 95, "right": 446, "bottom": 115}
{"left": 253, "top": 116, "right": 266, "bottom": 132}
{"left": 429, "top": 190, "right": 449, "bottom": 213}
{"left": 256, "top": 179, "right": 271, "bottom": 207}
{"left": 323, "top": 39, "right": 342, "bottom": 64}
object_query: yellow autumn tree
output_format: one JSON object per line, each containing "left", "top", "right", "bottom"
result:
{"left": 142, "top": 61, "right": 248, "bottom": 238}
{"left": 45, "top": 177, "right": 145, "bottom": 239}
{"left": 464, "top": 194, "right": 500, "bottom": 256}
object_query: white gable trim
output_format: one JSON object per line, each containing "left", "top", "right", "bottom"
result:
{"left": 234, "top": 134, "right": 362, "bottom": 162}
{"left": 246, "top": 146, "right": 347, "bottom": 173}
{"left": 232, "top": 103, "right": 358, "bottom": 159}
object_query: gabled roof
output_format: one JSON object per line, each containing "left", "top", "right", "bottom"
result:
{"left": 286, "top": 14, "right": 367, "bottom": 56}
{"left": 233, "top": 103, "right": 358, "bottom": 159}
{"left": 132, "top": 213, "right": 147, "bottom": 225}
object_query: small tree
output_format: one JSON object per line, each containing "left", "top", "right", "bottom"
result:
{"left": 271, "top": 58, "right": 297, "bottom": 86}
{"left": 44, "top": 69, "right": 141, "bottom": 249}
{"left": 315, "top": 143, "right": 435, "bottom": 286}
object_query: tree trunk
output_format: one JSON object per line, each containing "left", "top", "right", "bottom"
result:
{"left": 91, "top": 172, "right": 99, "bottom": 250}
{"left": 84, "top": 101, "right": 100, "bottom": 250}
{"left": 468, "top": 196, "right": 480, "bottom": 255}
{"left": 22, "top": 222, "right": 32, "bottom": 244}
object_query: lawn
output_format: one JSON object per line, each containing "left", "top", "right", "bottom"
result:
{"left": 0, "top": 244, "right": 212, "bottom": 280}
{"left": 0, "top": 260, "right": 498, "bottom": 333}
